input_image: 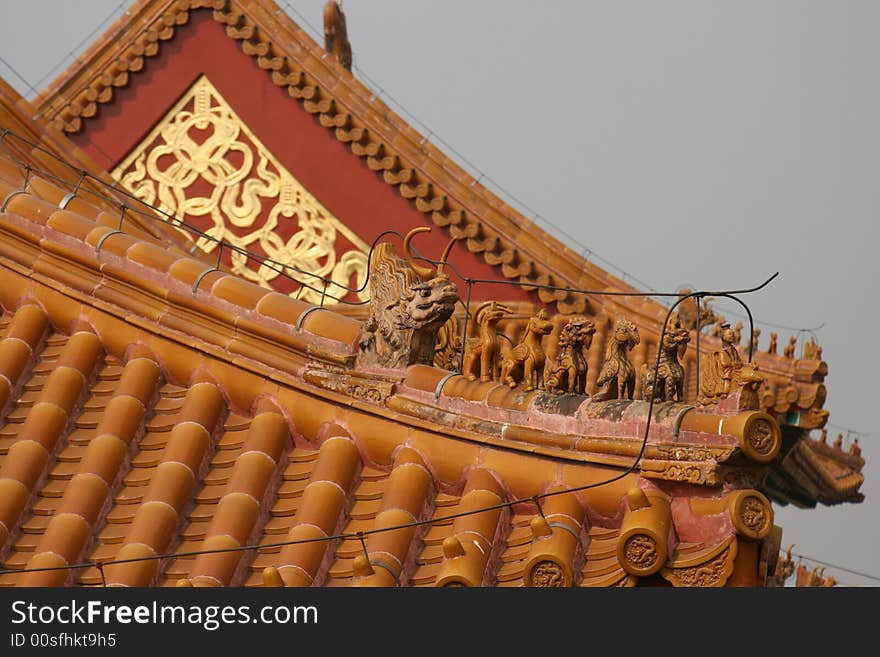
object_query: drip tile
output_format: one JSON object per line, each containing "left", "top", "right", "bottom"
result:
{"left": 97, "top": 525, "right": 128, "bottom": 544}
{"left": 105, "top": 506, "right": 137, "bottom": 524}
{"left": 225, "top": 414, "right": 250, "bottom": 431}
{"left": 269, "top": 498, "right": 300, "bottom": 517}
{"left": 210, "top": 448, "right": 240, "bottom": 467}
{"left": 435, "top": 493, "right": 460, "bottom": 507}
{"left": 97, "top": 365, "right": 124, "bottom": 381}
{"left": 115, "top": 487, "right": 144, "bottom": 505}
{"left": 194, "top": 484, "right": 225, "bottom": 504}
{"left": 55, "top": 444, "right": 87, "bottom": 462}
{"left": 138, "top": 432, "right": 168, "bottom": 450}
{"left": 153, "top": 397, "right": 185, "bottom": 413}
{"left": 158, "top": 384, "right": 187, "bottom": 398}
{"left": 289, "top": 448, "right": 319, "bottom": 463}
{"left": 188, "top": 505, "right": 216, "bottom": 521}
{"left": 31, "top": 497, "right": 61, "bottom": 516}
{"left": 360, "top": 467, "right": 387, "bottom": 481}
{"left": 75, "top": 411, "right": 103, "bottom": 429}
{"left": 276, "top": 479, "right": 307, "bottom": 499}
{"left": 21, "top": 515, "right": 51, "bottom": 533}
{"left": 40, "top": 479, "right": 68, "bottom": 498}
{"left": 131, "top": 451, "right": 162, "bottom": 468}
{"left": 48, "top": 460, "right": 78, "bottom": 479}
{"left": 409, "top": 562, "right": 440, "bottom": 585}
{"left": 90, "top": 543, "right": 120, "bottom": 563}
{"left": 23, "top": 376, "right": 47, "bottom": 392}
{"left": 262, "top": 516, "right": 294, "bottom": 535}
{"left": 217, "top": 429, "right": 248, "bottom": 450}
{"left": 123, "top": 466, "right": 155, "bottom": 485}
{"left": 348, "top": 498, "right": 381, "bottom": 520}
{"left": 67, "top": 428, "right": 97, "bottom": 446}
{"left": 353, "top": 480, "right": 385, "bottom": 500}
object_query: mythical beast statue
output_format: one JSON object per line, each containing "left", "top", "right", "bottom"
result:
{"left": 357, "top": 227, "right": 460, "bottom": 369}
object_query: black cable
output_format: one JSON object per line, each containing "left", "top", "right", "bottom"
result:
{"left": 0, "top": 276, "right": 778, "bottom": 582}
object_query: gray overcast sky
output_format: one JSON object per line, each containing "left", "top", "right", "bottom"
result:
{"left": 0, "top": 1, "right": 877, "bottom": 585}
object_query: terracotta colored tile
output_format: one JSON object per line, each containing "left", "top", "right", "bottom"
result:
{"left": 126, "top": 500, "right": 179, "bottom": 550}
{"left": 18, "top": 552, "right": 69, "bottom": 586}
{"left": 113, "top": 357, "right": 161, "bottom": 403}
{"left": 39, "top": 366, "right": 86, "bottom": 412}
{"left": 48, "top": 460, "right": 79, "bottom": 480}
{"left": 131, "top": 450, "right": 162, "bottom": 468}
{"left": 126, "top": 242, "right": 180, "bottom": 272}
{"left": 227, "top": 451, "right": 276, "bottom": 499}
{"left": 189, "top": 534, "right": 241, "bottom": 586}
{"left": 300, "top": 309, "right": 360, "bottom": 346}
{"left": 208, "top": 492, "right": 260, "bottom": 543}
{"left": 96, "top": 395, "right": 146, "bottom": 441}
{"left": 5, "top": 304, "right": 48, "bottom": 346}
{"left": 270, "top": 497, "right": 301, "bottom": 517}
{"left": 277, "top": 523, "right": 332, "bottom": 585}
{"left": 56, "top": 472, "right": 108, "bottom": 524}
{"left": 162, "top": 419, "right": 212, "bottom": 470}
{"left": 17, "top": 401, "right": 69, "bottom": 451}
{"left": 104, "top": 542, "right": 159, "bottom": 586}
{"left": 403, "top": 365, "right": 448, "bottom": 393}
{"left": 381, "top": 461, "right": 431, "bottom": 515}
{"left": 0, "top": 338, "right": 33, "bottom": 382}
{"left": 276, "top": 388, "right": 339, "bottom": 442}
{"left": 178, "top": 382, "right": 224, "bottom": 431}
{"left": 242, "top": 412, "right": 289, "bottom": 461}
{"left": 93, "top": 230, "right": 140, "bottom": 258}
{"left": 122, "top": 466, "right": 154, "bottom": 486}
{"left": 295, "top": 480, "right": 347, "bottom": 533}
{"left": 256, "top": 292, "right": 311, "bottom": 326}
{"left": 46, "top": 210, "right": 97, "bottom": 241}
{"left": 168, "top": 257, "right": 224, "bottom": 287}
{"left": 1, "top": 439, "right": 49, "bottom": 489}
{"left": 0, "top": 477, "right": 29, "bottom": 528}
{"left": 276, "top": 479, "right": 308, "bottom": 499}
{"left": 211, "top": 275, "right": 270, "bottom": 310}
{"left": 144, "top": 461, "right": 196, "bottom": 510}
{"left": 309, "top": 435, "right": 360, "bottom": 485}
{"left": 58, "top": 332, "right": 103, "bottom": 374}
{"left": 5, "top": 193, "right": 61, "bottom": 227}
{"left": 35, "top": 512, "right": 91, "bottom": 563}
{"left": 78, "top": 433, "right": 127, "bottom": 483}
{"left": 338, "top": 410, "right": 400, "bottom": 467}
{"left": 194, "top": 484, "right": 226, "bottom": 504}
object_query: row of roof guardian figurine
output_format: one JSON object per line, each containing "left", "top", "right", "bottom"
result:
{"left": 355, "top": 228, "right": 812, "bottom": 405}
{"left": 459, "top": 303, "right": 758, "bottom": 405}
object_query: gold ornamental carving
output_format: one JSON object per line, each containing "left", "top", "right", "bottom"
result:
{"left": 112, "top": 75, "right": 370, "bottom": 304}
{"left": 661, "top": 544, "right": 737, "bottom": 587}
{"left": 731, "top": 491, "right": 773, "bottom": 540}
{"left": 529, "top": 560, "right": 566, "bottom": 588}
{"left": 745, "top": 417, "right": 776, "bottom": 459}
{"left": 622, "top": 534, "right": 659, "bottom": 572}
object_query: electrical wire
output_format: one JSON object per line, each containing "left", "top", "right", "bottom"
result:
{"left": 792, "top": 552, "right": 880, "bottom": 585}
{"left": 0, "top": 278, "right": 778, "bottom": 582}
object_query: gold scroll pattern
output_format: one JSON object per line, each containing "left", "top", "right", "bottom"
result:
{"left": 112, "top": 75, "right": 370, "bottom": 304}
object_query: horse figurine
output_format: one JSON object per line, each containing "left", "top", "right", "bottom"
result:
{"left": 500, "top": 308, "right": 554, "bottom": 391}
{"left": 639, "top": 320, "right": 690, "bottom": 402}
{"left": 546, "top": 317, "right": 596, "bottom": 395}
{"left": 591, "top": 317, "right": 640, "bottom": 402}
{"left": 463, "top": 301, "right": 512, "bottom": 382}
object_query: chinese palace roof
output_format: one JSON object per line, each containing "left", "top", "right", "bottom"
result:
{"left": 0, "top": 1, "right": 864, "bottom": 588}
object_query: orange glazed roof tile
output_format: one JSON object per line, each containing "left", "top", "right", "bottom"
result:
{"left": 0, "top": 92, "right": 782, "bottom": 587}
{"left": 0, "top": 12, "right": 855, "bottom": 588}
{"left": 33, "top": 0, "right": 834, "bottom": 436}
